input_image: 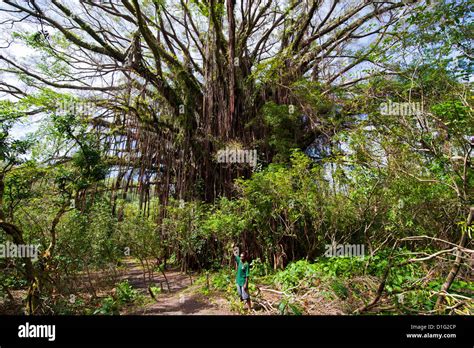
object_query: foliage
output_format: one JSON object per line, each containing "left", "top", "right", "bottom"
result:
{"left": 92, "top": 281, "right": 140, "bottom": 315}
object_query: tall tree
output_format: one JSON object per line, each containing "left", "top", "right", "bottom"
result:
{"left": 0, "top": 0, "right": 419, "bottom": 204}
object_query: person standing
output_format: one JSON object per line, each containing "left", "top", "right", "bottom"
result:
{"left": 234, "top": 249, "right": 251, "bottom": 311}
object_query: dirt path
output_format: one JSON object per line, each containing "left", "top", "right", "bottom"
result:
{"left": 119, "top": 259, "right": 233, "bottom": 315}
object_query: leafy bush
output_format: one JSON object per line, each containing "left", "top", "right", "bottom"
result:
{"left": 211, "top": 270, "right": 233, "bottom": 291}
{"left": 331, "top": 279, "right": 349, "bottom": 299}
{"left": 278, "top": 298, "right": 303, "bottom": 315}
{"left": 149, "top": 286, "right": 162, "bottom": 297}
{"left": 91, "top": 281, "right": 139, "bottom": 315}
{"left": 56, "top": 199, "right": 121, "bottom": 271}
{"left": 273, "top": 260, "right": 319, "bottom": 290}
{"left": 273, "top": 257, "right": 367, "bottom": 290}
{"left": 93, "top": 296, "right": 119, "bottom": 315}
{"left": 115, "top": 280, "right": 138, "bottom": 304}
{"left": 250, "top": 258, "right": 272, "bottom": 277}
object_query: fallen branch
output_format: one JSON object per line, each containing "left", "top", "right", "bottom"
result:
{"left": 406, "top": 247, "right": 457, "bottom": 263}
{"left": 259, "top": 288, "right": 285, "bottom": 295}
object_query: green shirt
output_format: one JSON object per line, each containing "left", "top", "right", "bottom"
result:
{"left": 235, "top": 255, "right": 249, "bottom": 286}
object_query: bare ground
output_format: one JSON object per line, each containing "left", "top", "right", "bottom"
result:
{"left": 119, "top": 259, "right": 233, "bottom": 315}
{"left": 1, "top": 258, "right": 371, "bottom": 315}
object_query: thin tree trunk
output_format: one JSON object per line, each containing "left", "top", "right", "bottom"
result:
{"left": 435, "top": 207, "right": 473, "bottom": 311}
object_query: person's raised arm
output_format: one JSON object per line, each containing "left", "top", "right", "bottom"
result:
{"left": 232, "top": 245, "right": 240, "bottom": 269}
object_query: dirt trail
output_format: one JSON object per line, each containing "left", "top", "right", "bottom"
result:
{"left": 119, "top": 259, "right": 233, "bottom": 315}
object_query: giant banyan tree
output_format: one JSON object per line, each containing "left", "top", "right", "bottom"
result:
{"left": 0, "top": 0, "right": 416, "bottom": 205}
